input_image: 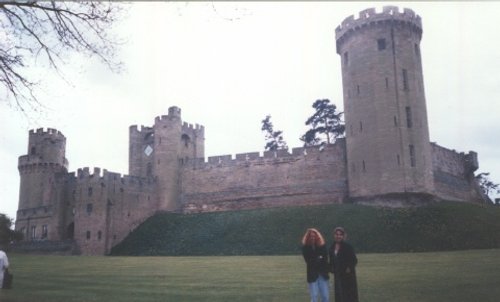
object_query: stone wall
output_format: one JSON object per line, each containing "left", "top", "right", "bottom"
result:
{"left": 180, "top": 140, "right": 348, "bottom": 213}
{"left": 72, "top": 167, "right": 157, "bottom": 255}
{"left": 431, "top": 143, "right": 483, "bottom": 202}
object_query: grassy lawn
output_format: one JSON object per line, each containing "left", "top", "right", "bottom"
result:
{"left": 1, "top": 249, "right": 499, "bottom": 302}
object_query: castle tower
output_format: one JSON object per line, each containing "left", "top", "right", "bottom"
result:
{"left": 16, "top": 128, "right": 69, "bottom": 240}
{"left": 336, "top": 6, "right": 434, "bottom": 198}
{"left": 130, "top": 106, "right": 204, "bottom": 211}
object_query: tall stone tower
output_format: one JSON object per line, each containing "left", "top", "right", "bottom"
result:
{"left": 16, "top": 128, "right": 68, "bottom": 240}
{"left": 129, "top": 106, "right": 204, "bottom": 211}
{"left": 335, "top": 6, "right": 434, "bottom": 198}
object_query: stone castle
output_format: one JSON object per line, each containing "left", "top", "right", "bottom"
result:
{"left": 15, "top": 7, "right": 486, "bottom": 255}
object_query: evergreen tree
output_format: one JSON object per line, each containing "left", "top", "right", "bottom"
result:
{"left": 261, "top": 115, "right": 288, "bottom": 151}
{"left": 300, "top": 99, "right": 345, "bottom": 146}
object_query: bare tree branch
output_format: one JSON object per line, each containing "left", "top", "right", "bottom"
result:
{"left": 0, "top": 1, "right": 124, "bottom": 115}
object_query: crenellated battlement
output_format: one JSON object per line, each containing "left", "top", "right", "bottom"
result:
{"left": 182, "top": 122, "right": 205, "bottom": 135}
{"left": 129, "top": 125, "right": 153, "bottom": 134}
{"left": 335, "top": 6, "right": 422, "bottom": 49}
{"left": 183, "top": 139, "right": 346, "bottom": 169}
{"left": 154, "top": 106, "right": 182, "bottom": 124}
{"left": 29, "top": 127, "right": 66, "bottom": 139}
{"left": 74, "top": 167, "right": 155, "bottom": 187}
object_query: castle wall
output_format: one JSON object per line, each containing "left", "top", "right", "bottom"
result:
{"left": 72, "top": 168, "right": 157, "bottom": 255}
{"left": 180, "top": 140, "right": 348, "bottom": 213}
{"left": 431, "top": 143, "right": 483, "bottom": 202}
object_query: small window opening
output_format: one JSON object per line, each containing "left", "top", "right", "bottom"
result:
{"left": 31, "top": 226, "right": 36, "bottom": 240}
{"left": 362, "top": 160, "right": 366, "bottom": 172}
{"left": 377, "top": 38, "right": 386, "bottom": 50}
{"left": 86, "top": 231, "right": 91, "bottom": 240}
{"left": 86, "top": 203, "right": 93, "bottom": 215}
{"left": 409, "top": 145, "right": 416, "bottom": 167}
{"left": 30, "top": 146, "right": 36, "bottom": 155}
{"left": 41, "top": 225, "right": 48, "bottom": 239}
{"left": 344, "top": 52, "right": 348, "bottom": 66}
{"left": 394, "top": 116, "right": 398, "bottom": 126}
{"left": 406, "top": 106, "right": 413, "bottom": 128}
{"left": 402, "top": 69, "right": 409, "bottom": 90}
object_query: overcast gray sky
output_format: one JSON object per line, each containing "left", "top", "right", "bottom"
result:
{"left": 1, "top": 2, "right": 499, "bottom": 222}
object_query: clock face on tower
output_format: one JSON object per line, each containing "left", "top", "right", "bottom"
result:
{"left": 144, "top": 145, "right": 153, "bottom": 157}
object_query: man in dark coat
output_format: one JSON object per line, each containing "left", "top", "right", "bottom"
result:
{"left": 329, "top": 227, "right": 359, "bottom": 302}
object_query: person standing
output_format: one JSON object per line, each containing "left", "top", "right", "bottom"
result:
{"left": 302, "top": 228, "right": 330, "bottom": 302}
{"left": 329, "top": 227, "right": 358, "bottom": 302}
{"left": 0, "top": 247, "right": 9, "bottom": 289}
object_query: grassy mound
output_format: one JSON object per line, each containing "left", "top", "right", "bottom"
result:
{"left": 110, "top": 202, "right": 500, "bottom": 256}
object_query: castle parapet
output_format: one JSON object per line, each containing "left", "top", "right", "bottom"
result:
{"left": 465, "top": 151, "right": 479, "bottom": 174}
{"left": 183, "top": 140, "right": 346, "bottom": 170}
{"left": 129, "top": 125, "right": 153, "bottom": 134}
{"left": 182, "top": 122, "right": 205, "bottom": 135}
{"left": 335, "top": 6, "right": 422, "bottom": 52}
{"left": 74, "top": 167, "right": 155, "bottom": 188}
{"left": 208, "top": 155, "right": 232, "bottom": 164}
{"left": 29, "top": 127, "right": 65, "bottom": 138}
{"left": 154, "top": 106, "right": 182, "bottom": 124}
{"left": 235, "top": 152, "right": 260, "bottom": 161}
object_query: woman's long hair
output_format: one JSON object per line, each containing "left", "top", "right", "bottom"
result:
{"left": 301, "top": 228, "right": 326, "bottom": 247}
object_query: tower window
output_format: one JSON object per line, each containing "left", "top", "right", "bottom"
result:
{"left": 385, "top": 77, "right": 389, "bottom": 89}
{"left": 88, "top": 187, "right": 93, "bottom": 197}
{"left": 359, "top": 121, "right": 363, "bottom": 132}
{"left": 98, "top": 231, "right": 102, "bottom": 240}
{"left": 181, "top": 134, "right": 191, "bottom": 147}
{"left": 406, "top": 106, "right": 413, "bottom": 128}
{"left": 409, "top": 145, "right": 416, "bottom": 167}
{"left": 402, "top": 69, "right": 409, "bottom": 90}
{"left": 86, "top": 231, "right": 91, "bottom": 240}
{"left": 414, "top": 44, "right": 421, "bottom": 59}
{"left": 86, "top": 203, "right": 93, "bottom": 215}
{"left": 30, "top": 146, "right": 36, "bottom": 155}
{"left": 344, "top": 52, "right": 348, "bottom": 66}
{"left": 397, "top": 154, "right": 401, "bottom": 166}
{"left": 394, "top": 116, "right": 398, "bottom": 127}
{"left": 357, "top": 85, "right": 360, "bottom": 95}
{"left": 377, "top": 38, "right": 386, "bottom": 50}
{"left": 362, "top": 160, "right": 366, "bottom": 172}
{"left": 31, "top": 226, "right": 36, "bottom": 240}
{"left": 42, "top": 225, "right": 48, "bottom": 239}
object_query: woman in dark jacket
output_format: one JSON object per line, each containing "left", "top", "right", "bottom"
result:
{"left": 329, "top": 227, "right": 359, "bottom": 302}
{"left": 302, "top": 228, "right": 330, "bottom": 302}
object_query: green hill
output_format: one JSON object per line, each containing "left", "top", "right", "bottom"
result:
{"left": 110, "top": 202, "right": 500, "bottom": 256}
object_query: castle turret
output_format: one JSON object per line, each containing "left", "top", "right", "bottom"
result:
{"left": 16, "top": 128, "right": 69, "bottom": 240}
{"left": 151, "top": 106, "right": 205, "bottom": 211}
{"left": 336, "top": 6, "right": 434, "bottom": 198}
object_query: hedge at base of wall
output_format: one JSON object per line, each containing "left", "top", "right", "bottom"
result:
{"left": 110, "top": 201, "right": 500, "bottom": 256}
